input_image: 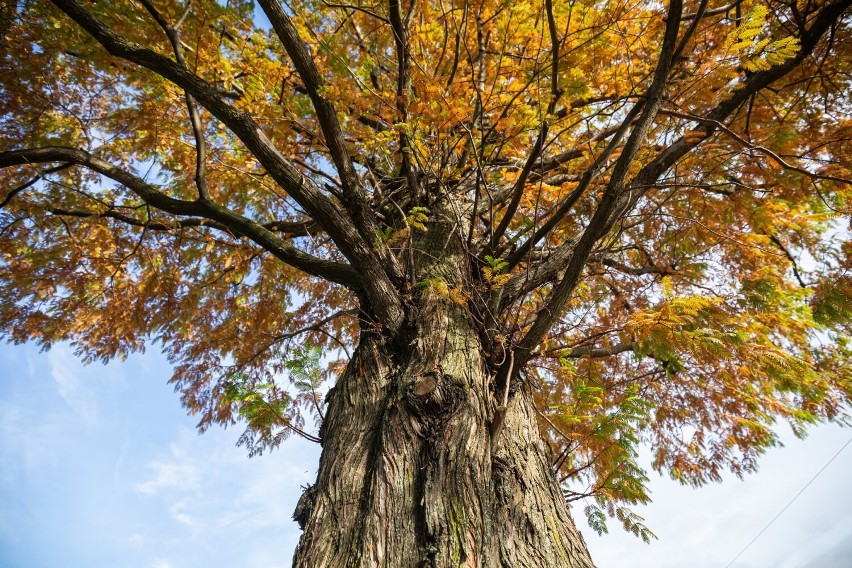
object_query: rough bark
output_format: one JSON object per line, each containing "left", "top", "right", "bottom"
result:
{"left": 293, "top": 202, "right": 595, "bottom": 567}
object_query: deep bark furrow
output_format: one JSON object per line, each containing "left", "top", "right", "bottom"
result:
{"left": 295, "top": 327, "right": 594, "bottom": 567}
{"left": 294, "top": 204, "right": 594, "bottom": 567}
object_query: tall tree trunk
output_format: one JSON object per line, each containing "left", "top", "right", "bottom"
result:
{"left": 292, "top": 202, "right": 595, "bottom": 567}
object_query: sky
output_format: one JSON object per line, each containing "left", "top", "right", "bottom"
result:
{"left": 0, "top": 341, "right": 850, "bottom": 568}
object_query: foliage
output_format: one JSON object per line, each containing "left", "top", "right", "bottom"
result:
{"left": 222, "top": 346, "right": 325, "bottom": 455}
{"left": 1, "top": 0, "right": 851, "bottom": 539}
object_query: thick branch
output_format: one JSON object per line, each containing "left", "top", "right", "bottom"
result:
{"left": 255, "top": 0, "right": 360, "bottom": 200}
{"left": 515, "top": 0, "right": 684, "bottom": 359}
{"left": 255, "top": 0, "right": 400, "bottom": 281}
{"left": 0, "top": 147, "right": 359, "bottom": 287}
{"left": 46, "top": 208, "right": 319, "bottom": 237}
{"left": 559, "top": 342, "right": 637, "bottom": 359}
{"left": 48, "top": 0, "right": 406, "bottom": 333}
{"left": 513, "top": 0, "right": 851, "bottom": 359}
{"left": 681, "top": 0, "right": 742, "bottom": 21}
{"left": 499, "top": 235, "right": 580, "bottom": 305}
{"left": 387, "top": 0, "right": 421, "bottom": 204}
{"left": 673, "top": 0, "right": 708, "bottom": 63}
{"left": 630, "top": 0, "right": 852, "bottom": 192}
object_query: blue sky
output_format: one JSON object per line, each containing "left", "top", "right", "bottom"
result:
{"left": 0, "top": 340, "right": 850, "bottom": 567}
{"left": 0, "top": 342, "right": 318, "bottom": 568}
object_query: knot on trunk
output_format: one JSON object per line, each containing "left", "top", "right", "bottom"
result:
{"left": 293, "top": 483, "right": 317, "bottom": 530}
{"left": 404, "top": 371, "right": 464, "bottom": 423}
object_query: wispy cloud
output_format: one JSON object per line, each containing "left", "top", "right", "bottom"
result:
{"left": 2, "top": 344, "right": 315, "bottom": 568}
{"left": 126, "top": 533, "right": 145, "bottom": 547}
{"left": 134, "top": 442, "right": 201, "bottom": 495}
{"left": 48, "top": 346, "right": 99, "bottom": 423}
{"left": 168, "top": 501, "right": 197, "bottom": 528}
{"left": 127, "top": 424, "right": 318, "bottom": 564}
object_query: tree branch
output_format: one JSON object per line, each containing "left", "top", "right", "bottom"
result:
{"left": 255, "top": 0, "right": 397, "bottom": 274}
{"left": 46, "top": 207, "right": 319, "bottom": 237}
{"left": 629, "top": 0, "right": 852, "bottom": 193}
{"left": 767, "top": 235, "right": 807, "bottom": 288}
{"left": 503, "top": 102, "right": 645, "bottom": 272}
{"left": 659, "top": 108, "right": 852, "bottom": 186}
{"left": 138, "top": 0, "right": 210, "bottom": 201}
{"left": 0, "top": 163, "right": 73, "bottom": 208}
{"left": 512, "top": 0, "right": 851, "bottom": 360}
{"left": 681, "top": 0, "right": 742, "bottom": 21}
{"left": 515, "top": 0, "right": 684, "bottom": 359}
{"left": 598, "top": 258, "right": 672, "bottom": 277}
{"left": 48, "top": 0, "right": 406, "bottom": 333}
{"left": 387, "top": 0, "right": 421, "bottom": 204}
{"left": 486, "top": 0, "right": 563, "bottom": 253}
{"left": 558, "top": 342, "right": 637, "bottom": 359}
{"left": 0, "top": 147, "right": 360, "bottom": 287}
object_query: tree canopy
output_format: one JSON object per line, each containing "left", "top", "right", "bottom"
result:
{"left": 1, "top": 0, "right": 851, "bottom": 539}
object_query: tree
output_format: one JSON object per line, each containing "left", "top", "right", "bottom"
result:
{"left": 1, "top": 0, "right": 850, "bottom": 565}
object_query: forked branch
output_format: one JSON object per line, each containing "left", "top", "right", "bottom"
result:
{"left": 0, "top": 147, "right": 360, "bottom": 287}
{"left": 48, "top": 0, "right": 407, "bottom": 333}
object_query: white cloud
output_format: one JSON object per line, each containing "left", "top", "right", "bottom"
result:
{"left": 2, "top": 343, "right": 317, "bottom": 568}
{"left": 125, "top": 423, "right": 318, "bottom": 565}
{"left": 168, "top": 501, "right": 197, "bottom": 528}
{"left": 48, "top": 345, "right": 99, "bottom": 423}
{"left": 133, "top": 441, "right": 201, "bottom": 495}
